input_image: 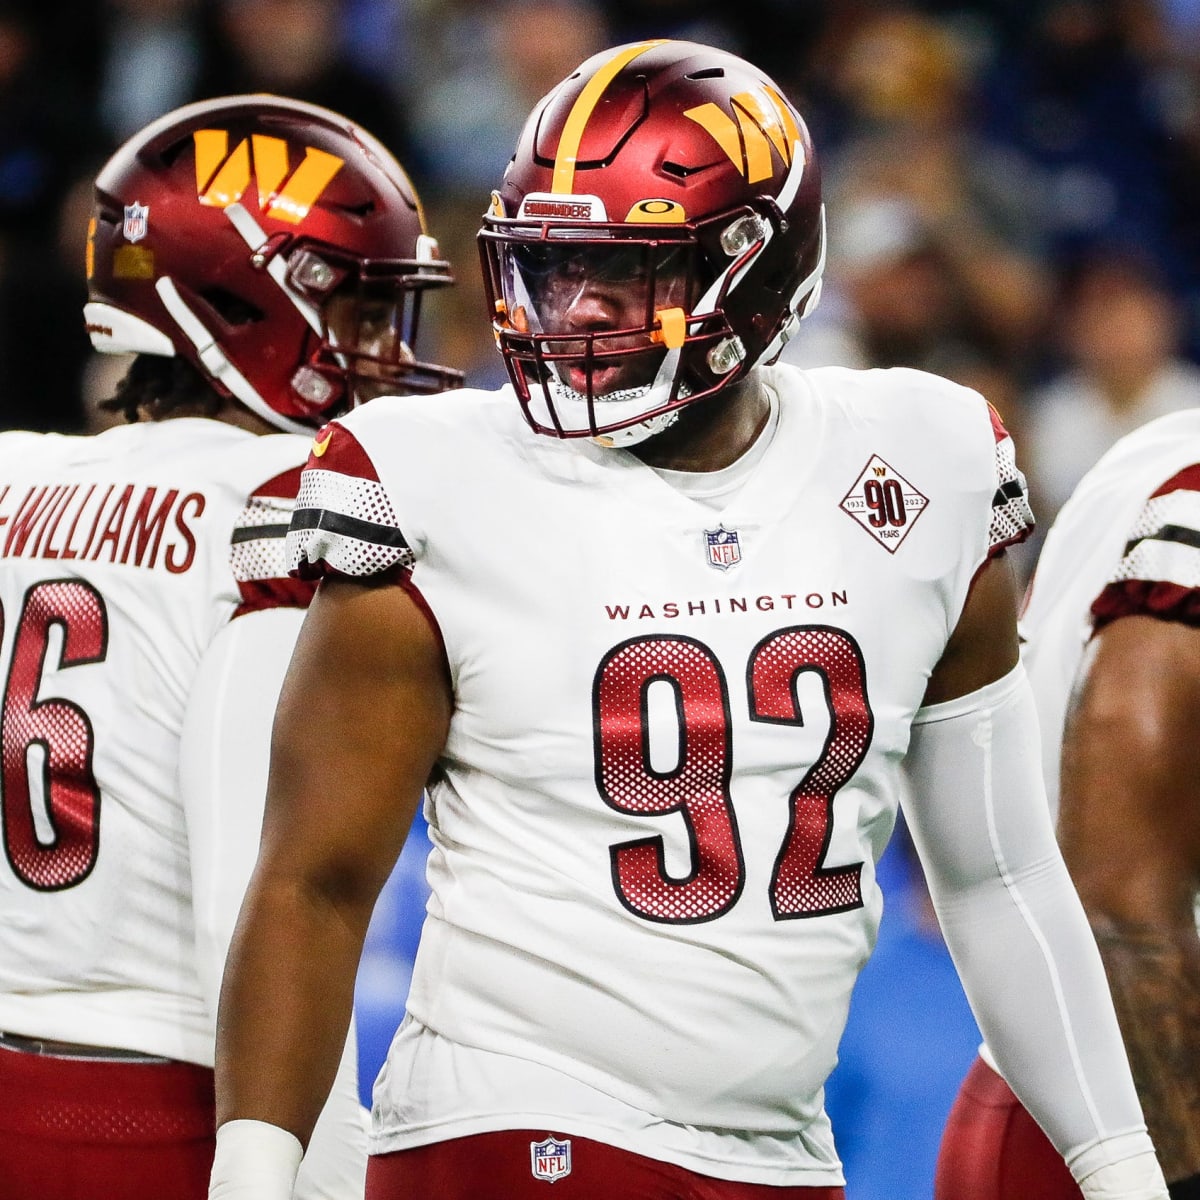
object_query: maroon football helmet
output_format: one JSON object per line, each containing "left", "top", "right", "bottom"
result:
{"left": 86, "top": 94, "right": 462, "bottom": 432}
{"left": 479, "top": 39, "right": 825, "bottom": 447}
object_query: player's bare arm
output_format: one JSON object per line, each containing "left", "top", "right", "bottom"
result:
{"left": 215, "top": 575, "right": 452, "bottom": 1145}
{"left": 922, "top": 552, "right": 1021, "bottom": 706}
{"left": 1059, "top": 615, "right": 1200, "bottom": 1185}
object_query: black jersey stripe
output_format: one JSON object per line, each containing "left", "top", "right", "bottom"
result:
{"left": 992, "top": 479, "right": 1027, "bottom": 508}
{"left": 1122, "top": 523, "right": 1200, "bottom": 559}
{"left": 232, "top": 523, "right": 292, "bottom": 543}
{"left": 290, "top": 505, "right": 411, "bottom": 550}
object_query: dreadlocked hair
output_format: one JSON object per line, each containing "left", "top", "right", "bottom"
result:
{"left": 98, "top": 354, "right": 224, "bottom": 423}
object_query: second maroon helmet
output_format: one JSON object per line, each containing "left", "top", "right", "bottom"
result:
{"left": 479, "top": 39, "right": 825, "bottom": 447}
{"left": 87, "top": 94, "right": 462, "bottom": 432}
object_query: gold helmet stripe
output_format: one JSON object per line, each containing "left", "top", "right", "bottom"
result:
{"left": 552, "top": 40, "right": 666, "bottom": 195}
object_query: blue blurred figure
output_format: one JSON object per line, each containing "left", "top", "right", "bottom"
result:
{"left": 355, "top": 810, "right": 433, "bottom": 1106}
{"left": 825, "top": 820, "right": 982, "bottom": 1200}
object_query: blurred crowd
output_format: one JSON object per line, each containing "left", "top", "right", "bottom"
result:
{"left": 3, "top": 0, "right": 1200, "bottom": 555}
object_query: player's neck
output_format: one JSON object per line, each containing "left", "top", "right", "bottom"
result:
{"left": 630, "top": 373, "right": 770, "bottom": 473}
{"left": 144, "top": 400, "right": 279, "bottom": 437}
{"left": 213, "top": 404, "right": 281, "bottom": 437}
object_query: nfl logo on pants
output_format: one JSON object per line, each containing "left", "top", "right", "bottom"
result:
{"left": 530, "top": 1136, "right": 572, "bottom": 1183}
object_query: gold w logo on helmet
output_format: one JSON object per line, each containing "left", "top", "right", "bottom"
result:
{"left": 683, "top": 87, "right": 802, "bottom": 184}
{"left": 193, "top": 130, "right": 343, "bottom": 224}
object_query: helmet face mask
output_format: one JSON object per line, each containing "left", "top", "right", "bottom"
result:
{"left": 480, "top": 40, "right": 825, "bottom": 447}
{"left": 86, "top": 94, "right": 462, "bottom": 432}
{"left": 296, "top": 246, "right": 456, "bottom": 407}
{"left": 485, "top": 225, "right": 720, "bottom": 436}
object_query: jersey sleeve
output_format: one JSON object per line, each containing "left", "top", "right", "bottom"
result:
{"left": 287, "top": 421, "right": 416, "bottom": 581}
{"left": 230, "top": 465, "right": 318, "bottom": 618}
{"left": 1091, "top": 463, "right": 1200, "bottom": 631}
{"left": 986, "top": 403, "right": 1035, "bottom": 557}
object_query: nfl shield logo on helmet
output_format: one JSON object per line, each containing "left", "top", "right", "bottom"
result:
{"left": 530, "top": 1136, "right": 572, "bottom": 1183}
{"left": 123, "top": 202, "right": 149, "bottom": 243}
{"left": 705, "top": 525, "right": 741, "bottom": 570}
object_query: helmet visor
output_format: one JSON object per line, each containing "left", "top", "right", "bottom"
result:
{"left": 498, "top": 236, "right": 704, "bottom": 400}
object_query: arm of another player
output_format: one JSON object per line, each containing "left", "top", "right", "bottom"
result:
{"left": 182, "top": 606, "right": 371, "bottom": 1199}
{"left": 903, "top": 553, "right": 1170, "bottom": 1200}
{"left": 1058, "top": 615, "right": 1200, "bottom": 1192}
{"left": 208, "top": 576, "right": 452, "bottom": 1199}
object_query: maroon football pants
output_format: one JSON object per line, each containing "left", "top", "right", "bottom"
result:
{"left": 0, "top": 1042, "right": 215, "bottom": 1200}
{"left": 935, "top": 1055, "right": 1082, "bottom": 1200}
{"left": 368, "top": 1129, "right": 846, "bottom": 1199}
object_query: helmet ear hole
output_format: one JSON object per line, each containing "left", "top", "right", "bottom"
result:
{"left": 761, "top": 267, "right": 790, "bottom": 295}
{"left": 155, "top": 135, "right": 193, "bottom": 170}
{"left": 199, "top": 288, "right": 264, "bottom": 327}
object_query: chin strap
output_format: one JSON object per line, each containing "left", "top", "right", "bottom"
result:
{"left": 589, "top": 407, "right": 680, "bottom": 449}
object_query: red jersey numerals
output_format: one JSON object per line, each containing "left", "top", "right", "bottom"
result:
{"left": 594, "top": 636, "right": 742, "bottom": 923}
{"left": 748, "top": 627, "right": 872, "bottom": 919}
{"left": 593, "top": 625, "right": 872, "bottom": 924}
{"left": 1, "top": 580, "right": 108, "bottom": 890}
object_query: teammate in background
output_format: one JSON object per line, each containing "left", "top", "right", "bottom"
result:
{"left": 213, "top": 41, "right": 1168, "bottom": 1200}
{"left": 936, "top": 409, "right": 1200, "bottom": 1200}
{"left": 0, "top": 95, "right": 461, "bottom": 1200}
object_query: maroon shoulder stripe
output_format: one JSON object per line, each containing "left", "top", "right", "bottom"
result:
{"left": 1149, "top": 463, "right": 1200, "bottom": 500}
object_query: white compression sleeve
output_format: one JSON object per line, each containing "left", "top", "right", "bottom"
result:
{"left": 904, "top": 664, "right": 1165, "bottom": 1189}
{"left": 183, "top": 608, "right": 369, "bottom": 1199}
{"left": 182, "top": 608, "right": 305, "bottom": 1022}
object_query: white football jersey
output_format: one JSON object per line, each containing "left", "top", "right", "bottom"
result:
{"left": 0, "top": 419, "right": 311, "bottom": 1065}
{"left": 289, "top": 363, "right": 1032, "bottom": 1183}
{"left": 1021, "top": 407, "right": 1200, "bottom": 820}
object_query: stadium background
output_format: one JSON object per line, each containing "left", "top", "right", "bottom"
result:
{"left": 3, "top": 1, "right": 1198, "bottom": 1195}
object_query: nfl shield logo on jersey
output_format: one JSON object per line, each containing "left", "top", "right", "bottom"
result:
{"left": 530, "top": 1136, "right": 572, "bottom": 1183}
{"left": 123, "top": 202, "right": 149, "bottom": 243}
{"left": 704, "top": 525, "right": 742, "bottom": 570}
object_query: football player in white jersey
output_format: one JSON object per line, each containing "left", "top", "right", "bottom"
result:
{"left": 936, "top": 409, "right": 1200, "bottom": 1200}
{"left": 212, "top": 41, "right": 1170, "bottom": 1200}
{"left": 0, "top": 95, "right": 461, "bottom": 1200}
